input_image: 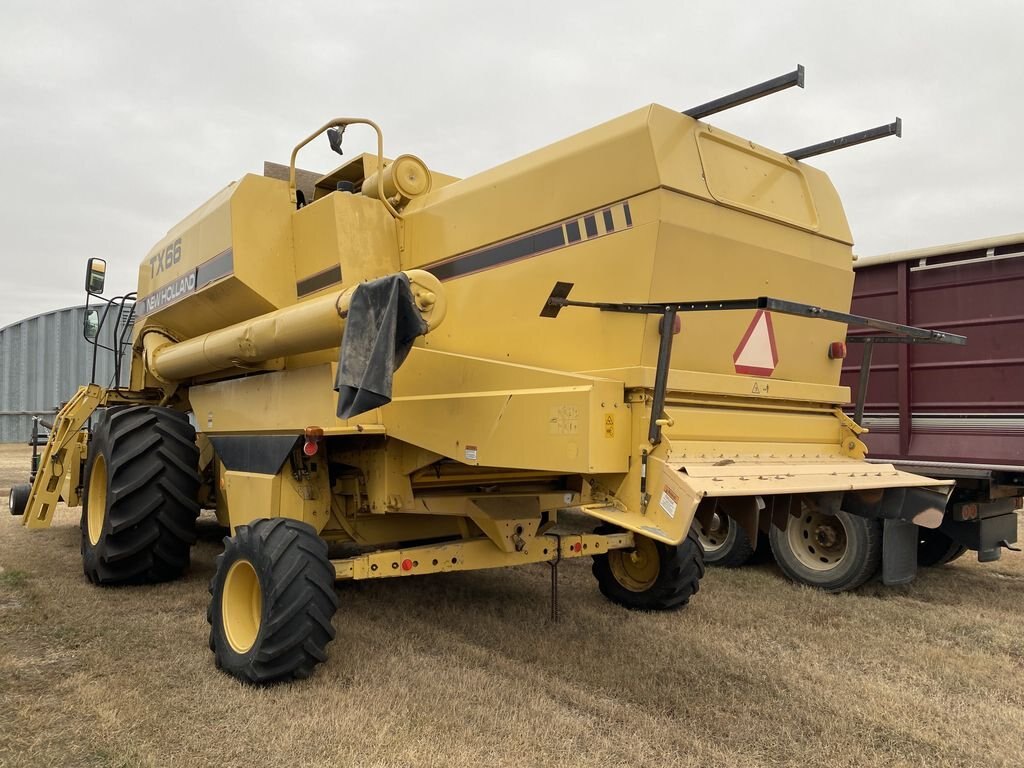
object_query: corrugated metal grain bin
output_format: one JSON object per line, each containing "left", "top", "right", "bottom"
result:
{"left": 0, "top": 305, "right": 131, "bottom": 442}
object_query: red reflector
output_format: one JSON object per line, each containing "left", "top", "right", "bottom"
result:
{"left": 828, "top": 341, "right": 847, "bottom": 360}
{"left": 659, "top": 314, "right": 682, "bottom": 336}
{"left": 401, "top": 559, "right": 413, "bottom": 571}
{"left": 573, "top": 542, "right": 582, "bottom": 553}
{"left": 302, "top": 439, "right": 318, "bottom": 457}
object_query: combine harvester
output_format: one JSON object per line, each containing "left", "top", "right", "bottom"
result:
{"left": 9, "top": 67, "right": 964, "bottom": 683}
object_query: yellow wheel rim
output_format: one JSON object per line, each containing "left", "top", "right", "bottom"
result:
{"left": 608, "top": 536, "right": 660, "bottom": 592}
{"left": 223, "top": 559, "right": 262, "bottom": 653}
{"left": 86, "top": 455, "right": 108, "bottom": 546}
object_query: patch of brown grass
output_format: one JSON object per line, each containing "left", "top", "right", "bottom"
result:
{"left": 1, "top": 443, "right": 1022, "bottom": 767}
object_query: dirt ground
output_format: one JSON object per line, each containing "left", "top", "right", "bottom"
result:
{"left": 1, "top": 443, "right": 1022, "bottom": 768}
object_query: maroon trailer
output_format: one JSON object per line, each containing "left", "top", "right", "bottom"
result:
{"left": 696, "top": 233, "right": 1022, "bottom": 587}
{"left": 844, "top": 233, "right": 1024, "bottom": 565}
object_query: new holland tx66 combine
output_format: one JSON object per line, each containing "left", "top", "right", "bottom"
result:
{"left": 11, "top": 68, "right": 964, "bottom": 683}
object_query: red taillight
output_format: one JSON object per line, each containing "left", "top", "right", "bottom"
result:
{"left": 303, "top": 426, "right": 324, "bottom": 457}
{"left": 828, "top": 341, "right": 847, "bottom": 360}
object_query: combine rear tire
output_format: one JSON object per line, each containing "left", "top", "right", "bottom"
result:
{"left": 81, "top": 406, "right": 200, "bottom": 585}
{"left": 208, "top": 518, "right": 338, "bottom": 685}
{"left": 769, "top": 508, "right": 881, "bottom": 592}
{"left": 696, "top": 512, "right": 754, "bottom": 568}
{"left": 918, "top": 527, "right": 967, "bottom": 567}
{"left": 592, "top": 525, "right": 704, "bottom": 610}
{"left": 8, "top": 483, "right": 30, "bottom": 516}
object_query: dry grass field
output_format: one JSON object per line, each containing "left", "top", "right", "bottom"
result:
{"left": 1, "top": 443, "right": 1023, "bottom": 767}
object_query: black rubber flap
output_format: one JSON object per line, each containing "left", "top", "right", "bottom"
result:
{"left": 335, "top": 273, "right": 427, "bottom": 419}
{"left": 208, "top": 435, "right": 300, "bottom": 475}
{"left": 881, "top": 518, "right": 918, "bottom": 586}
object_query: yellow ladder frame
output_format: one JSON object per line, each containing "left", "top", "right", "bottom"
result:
{"left": 22, "top": 384, "right": 105, "bottom": 529}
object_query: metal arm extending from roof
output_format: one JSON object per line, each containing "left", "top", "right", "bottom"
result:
{"left": 788, "top": 119, "right": 902, "bottom": 161}
{"left": 683, "top": 65, "right": 804, "bottom": 120}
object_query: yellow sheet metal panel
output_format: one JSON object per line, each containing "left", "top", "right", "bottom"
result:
{"left": 291, "top": 192, "right": 400, "bottom": 298}
{"left": 133, "top": 174, "right": 295, "bottom": 341}
{"left": 580, "top": 367, "right": 849, "bottom": 405}
{"left": 644, "top": 189, "right": 853, "bottom": 387}
{"left": 695, "top": 127, "right": 819, "bottom": 231}
{"left": 222, "top": 465, "right": 330, "bottom": 532}
{"left": 401, "top": 105, "right": 678, "bottom": 264}
{"left": 662, "top": 403, "right": 841, "bottom": 445}
{"left": 670, "top": 459, "right": 953, "bottom": 498}
{"left": 386, "top": 349, "right": 629, "bottom": 473}
{"left": 187, "top": 363, "right": 383, "bottom": 434}
{"left": 582, "top": 452, "right": 701, "bottom": 546}
{"left": 417, "top": 209, "right": 659, "bottom": 372}
{"left": 222, "top": 471, "right": 281, "bottom": 530}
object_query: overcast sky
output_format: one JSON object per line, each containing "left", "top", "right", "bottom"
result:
{"left": 1, "top": 0, "right": 1021, "bottom": 328}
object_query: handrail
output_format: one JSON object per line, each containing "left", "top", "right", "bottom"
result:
{"left": 288, "top": 118, "right": 400, "bottom": 219}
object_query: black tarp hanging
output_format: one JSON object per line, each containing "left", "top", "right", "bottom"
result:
{"left": 334, "top": 273, "right": 427, "bottom": 419}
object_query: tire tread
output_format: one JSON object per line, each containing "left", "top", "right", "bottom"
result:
{"left": 209, "top": 518, "right": 338, "bottom": 685}
{"left": 592, "top": 525, "right": 704, "bottom": 611}
{"left": 81, "top": 406, "right": 200, "bottom": 585}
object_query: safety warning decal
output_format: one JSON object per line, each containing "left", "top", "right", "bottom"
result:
{"left": 733, "top": 309, "right": 778, "bottom": 377}
{"left": 659, "top": 486, "right": 678, "bottom": 519}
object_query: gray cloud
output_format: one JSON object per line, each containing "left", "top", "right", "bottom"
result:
{"left": 1, "top": 0, "right": 1021, "bottom": 326}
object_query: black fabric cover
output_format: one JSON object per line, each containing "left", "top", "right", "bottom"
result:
{"left": 335, "top": 273, "right": 427, "bottom": 419}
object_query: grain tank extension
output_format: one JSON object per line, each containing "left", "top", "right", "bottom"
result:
{"left": 13, "top": 70, "right": 964, "bottom": 683}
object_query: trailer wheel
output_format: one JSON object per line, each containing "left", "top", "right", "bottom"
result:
{"left": 208, "top": 518, "right": 338, "bottom": 685}
{"left": 918, "top": 527, "right": 967, "bottom": 567}
{"left": 696, "top": 512, "right": 754, "bottom": 567}
{"left": 592, "top": 525, "right": 704, "bottom": 610}
{"left": 81, "top": 406, "right": 200, "bottom": 585}
{"left": 769, "top": 508, "right": 881, "bottom": 592}
{"left": 8, "top": 483, "right": 30, "bottom": 516}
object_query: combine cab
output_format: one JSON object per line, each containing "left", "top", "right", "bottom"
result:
{"left": 12, "top": 67, "right": 963, "bottom": 683}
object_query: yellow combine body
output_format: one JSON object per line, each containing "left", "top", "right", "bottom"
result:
{"left": 14, "top": 94, "right": 958, "bottom": 684}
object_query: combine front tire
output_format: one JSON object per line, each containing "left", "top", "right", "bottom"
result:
{"left": 592, "top": 525, "right": 704, "bottom": 610}
{"left": 695, "top": 512, "right": 754, "bottom": 568}
{"left": 8, "top": 483, "right": 30, "bottom": 516}
{"left": 769, "top": 508, "right": 881, "bottom": 592}
{"left": 81, "top": 406, "right": 201, "bottom": 585}
{"left": 208, "top": 518, "right": 338, "bottom": 685}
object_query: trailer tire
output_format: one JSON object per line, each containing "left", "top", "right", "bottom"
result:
{"left": 208, "top": 518, "right": 338, "bottom": 685}
{"left": 769, "top": 508, "right": 881, "bottom": 592}
{"left": 81, "top": 406, "right": 200, "bottom": 585}
{"left": 918, "top": 527, "right": 968, "bottom": 567}
{"left": 592, "top": 525, "right": 704, "bottom": 610}
{"left": 695, "top": 512, "right": 755, "bottom": 568}
{"left": 8, "top": 483, "right": 31, "bottom": 516}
